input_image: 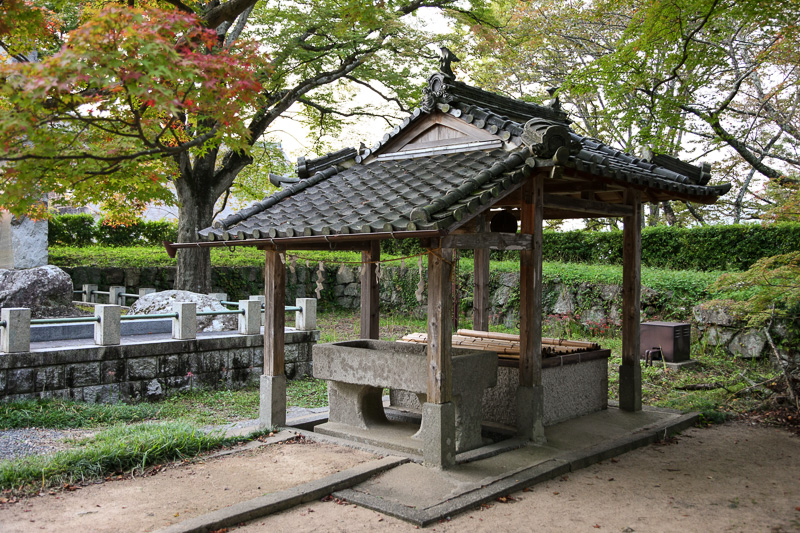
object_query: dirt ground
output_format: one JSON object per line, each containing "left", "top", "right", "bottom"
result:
{"left": 2, "top": 421, "right": 799, "bottom": 533}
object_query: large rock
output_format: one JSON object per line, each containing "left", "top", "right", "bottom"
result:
{"left": 0, "top": 265, "right": 73, "bottom": 317}
{"left": 129, "top": 290, "right": 237, "bottom": 331}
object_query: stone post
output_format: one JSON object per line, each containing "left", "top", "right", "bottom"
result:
{"left": 94, "top": 305, "right": 121, "bottom": 346}
{"left": 83, "top": 284, "right": 98, "bottom": 303}
{"left": 138, "top": 288, "right": 156, "bottom": 298}
{"left": 1, "top": 308, "right": 31, "bottom": 353}
{"left": 295, "top": 298, "right": 317, "bottom": 331}
{"left": 209, "top": 292, "right": 228, "bottom": 302}
{"left": 239, "top": 299, "right": 261, "bottom": 335}
{"left": 250, "top": 295, "right": 266, "bottom": 326}
{"left": 109, "top": 285, "right": 125, "bottom": 306}
{"left": 172, "top": 301, "right": 196, "bottom": 340}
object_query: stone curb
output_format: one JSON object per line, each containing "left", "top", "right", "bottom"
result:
{"left": 154, "top": 455, "right": 408, "bottom": 533}
{"left": 332, "top": 411, "right": 700, "bottom": 527}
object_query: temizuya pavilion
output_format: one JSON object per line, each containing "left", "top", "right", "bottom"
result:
{"left": 171, "top": 54, "right": 729, "bottom": 468}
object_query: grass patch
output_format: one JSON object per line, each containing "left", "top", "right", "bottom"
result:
{"left": 0, "top": 400, "right": 162, "bottom": 430}
{"left": 286, "top": 378, "right": 327, "bottom": 408}
{"left": 0, "top": 421, "right": 231, "bottom": 493}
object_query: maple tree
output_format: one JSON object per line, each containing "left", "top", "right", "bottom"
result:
{"left": 1, "top": 0, "right": 470, "bottom": 292}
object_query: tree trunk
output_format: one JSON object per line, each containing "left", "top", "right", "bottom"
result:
{"left": 174, "top": 176, "right": 215, "bottom": 293}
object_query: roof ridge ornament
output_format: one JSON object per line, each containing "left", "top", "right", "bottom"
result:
{"left": 420, "top": 47, "right": 459, "bottom": 113}
{"left": 439, "top": 46, "right": 459, "bottom": 80}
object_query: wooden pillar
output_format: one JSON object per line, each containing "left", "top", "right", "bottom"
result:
{"left": 360, "top": 240, "right": 380, "bottom": 340}
{"left": 260, "top": 248, "right": 287, "bottom": 429}
{"left": 473, "top": 217, "right": 490, "bottom": 331}
{"left": 264, "top": 249, "right": 285, "bottom": 376}
{"left": 620, "top": 189, "right": 643, "bottom": 412}
{"left": 424, "top": 245, "right": 456, "bottom": 468}
{"left": 518, "top": 174, "right": 545, "bottom": 442}
{"left": 520, "top": 176, "right": 543, "bottom": 388}
{"left": 427, "top": 246, "right": 454, "bottom": 404}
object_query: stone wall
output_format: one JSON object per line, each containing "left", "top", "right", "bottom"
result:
{"left": 694, "top": 301, "right": 799, "bottom": 363}
{"left": 62, "top": 264, "right": 693, "bottom": 328}
{"left": 0, "top": 330, "right": 318, "bottom": 403}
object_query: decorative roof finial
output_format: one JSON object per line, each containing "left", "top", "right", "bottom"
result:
{"left": 439, "top": 46, "right": 459, "bottom": 80}
{"left": 546, "top": 86, "right": 562, "bottom": 111}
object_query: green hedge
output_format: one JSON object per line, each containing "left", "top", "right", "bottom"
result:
{"left": 543, "top": 223, "right": 800, "bottom": 271}
{"left": 48, "top": 214, "right": 178, "bottom": 247}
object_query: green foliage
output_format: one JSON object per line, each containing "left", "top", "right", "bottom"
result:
{"left": 48, "top": 214, "right": 96, "bottom": 247}
{"left": 713, "top": 252, "right": 800, "bottom": 326}
{"left": 0, "top": 422, "right": 228, "bottom": 492}
{"left": 0, "top": 4, "right": 264, "bottom": 220}
{"left": 543, "top": 224, "right": 800, "bottom": 271}
{"left": 48, "top": 215, "right": 179, "bottom": 247}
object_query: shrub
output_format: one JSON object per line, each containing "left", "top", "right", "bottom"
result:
{"left": 48, "top": 214, "right": 95, "bottom": 246}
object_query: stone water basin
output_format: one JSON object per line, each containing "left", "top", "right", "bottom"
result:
{"left": 312, "top": 339, "right": 496, "bottom": 453}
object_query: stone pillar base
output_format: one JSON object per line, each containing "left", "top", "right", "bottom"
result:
{"left": 517, "top": 385, "right": 546, "bottom": 444}
{"left": 260, "top": 374, "right": 287, "bottom": 429}
{"left": 619, "top": 364, "right": 642, "bottom": 412}
{"left": 422, "top": 402, "right": 456, "bottom": 469}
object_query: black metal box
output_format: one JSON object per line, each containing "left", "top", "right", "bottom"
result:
{"left": 640, "top": 322, "right": 691, "bottom": 363}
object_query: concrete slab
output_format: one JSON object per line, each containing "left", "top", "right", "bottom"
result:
{"left": 331, "top": 406, "right": 698, "bottom": 526}
{"left": 166, "top": 405, "right": 699, "bottom": 531}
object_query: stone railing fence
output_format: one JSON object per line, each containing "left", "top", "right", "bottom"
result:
{"left": 0, "top": 298, "right": 317, "bottom": 354}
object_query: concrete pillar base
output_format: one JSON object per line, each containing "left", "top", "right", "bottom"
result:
{"left": 517, "top": 385, "right": 546, "bottom": 444}
{"left": 94, "top": 305, "right": 121, "bottom": 346}
{"left": 1, "top": 308, "right": 31, "bottom": 353}
{"left": 260, "top": 374, "right": 287, "bottom": 429}
{"left": 619, "top": 364, "right": 642, "bottom": 412}
{"left": 422, "top": 402, "right": 456, "bottom": 469}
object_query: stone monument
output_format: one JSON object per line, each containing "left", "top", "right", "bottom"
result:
{"left": 0, "top": 211, "right": 48, "bottom": 269}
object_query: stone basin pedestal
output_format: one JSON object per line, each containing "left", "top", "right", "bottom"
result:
{"left": 312, "top": 339, "right": 496, "bottom": 454}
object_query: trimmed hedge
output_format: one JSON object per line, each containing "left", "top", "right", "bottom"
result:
{"left": 49, "top": 214, "right": 178, "bottom": 247}
{"left": 543, "top": 223, "right": 800, "bottom": 271}
{"left": 50, "top": 214, "right": 800, "bottom": 271}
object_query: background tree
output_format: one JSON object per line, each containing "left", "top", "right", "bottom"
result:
{"left": 1, "top": 0, "right": 471, "bottom": 291}
{"left": 451, "top": 0, "right": 800, "bottom": 227}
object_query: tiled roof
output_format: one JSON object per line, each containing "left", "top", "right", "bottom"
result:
{"left": 199, "top": 71, "right": 730, "bottom": 242}
{"left": 203, "top": 149, "right": 527, "bottom": 240}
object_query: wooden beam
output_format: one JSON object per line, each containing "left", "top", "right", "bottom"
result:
{"left": 473, "top": 217, "right": 490, "bottom": 331}
{"left": 543, "top": 194, "right": 634, "bottom": 217}
{"left": 264, "top": 250, "right": 286, "bottom": 377}
{"left": 543, "top": 180, "right": 607, "bottom": 194}
{"left": 542, "top": 209, "right": 602, "bottom": 220}
{"left": 442, "top": 232, "right": 532, "bottom": 250}
{"left": 519, "top": 175, "right": 543, "bottom": 388}
{"left": 360, "top": 240, "right": 380, "bottom": 340}
{"left": 620, "top": 189, "right": 642, "bottom": 411}
{"left": 427, "top": 246, "right": 454, "bottom": 404}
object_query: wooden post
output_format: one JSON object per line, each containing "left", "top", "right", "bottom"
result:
{"left": 519, "top": 176, "right": 543, "bottom": 389}
{"left": 360, "top": 240, "right": 380, "bottom": 340}
{"left": 473, "top": 216, "right": 490, "bottom": 331}
{"left": 427, "top": 246, "right": 453, "bottom": 404}
{"left": 264, "top": 249, "right": 286, "bottom": 376}
{"left": 518, "top": 174, "right": 545, "bottom": 443}
{"left": 620, "top": 189, "right": 642, "bottom": 411}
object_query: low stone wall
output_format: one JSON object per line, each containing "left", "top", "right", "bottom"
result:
{"left": 390, "top": 351, "right": 609, "bottom": 428}
{"left": 693, "top": 301, "right": 798, "bottom": 364}
{"left": 0, "top": 330, "right": 319, "bottom": 403}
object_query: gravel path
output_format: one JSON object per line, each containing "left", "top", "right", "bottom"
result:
{"left": 0, "top": 428, "right": 94, "bottom": 463}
